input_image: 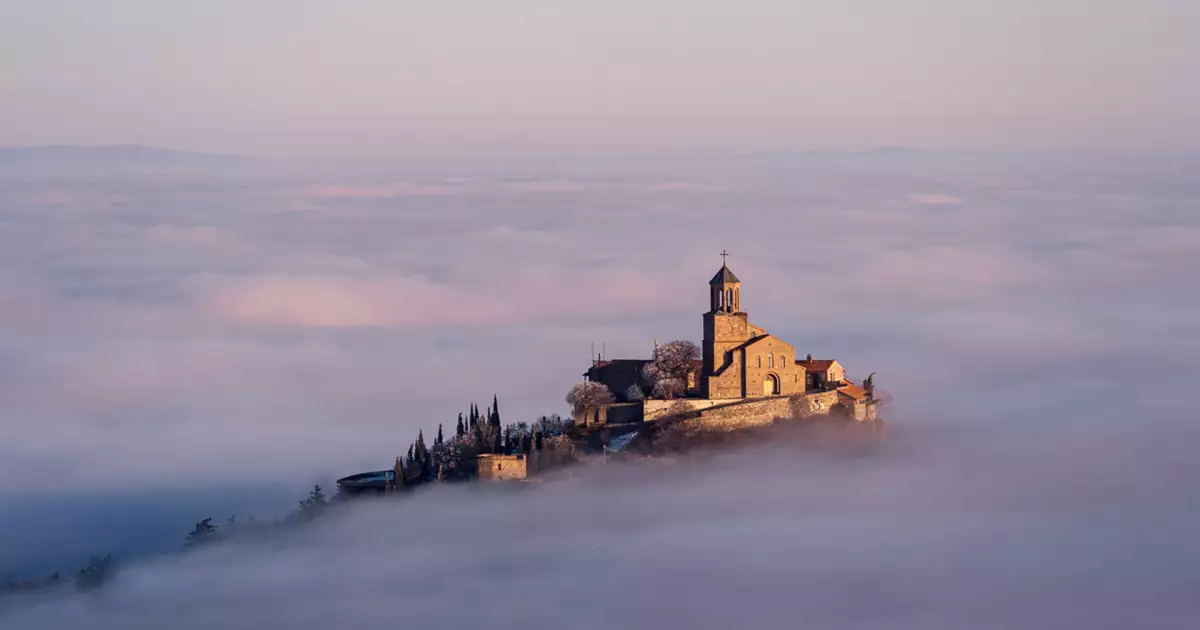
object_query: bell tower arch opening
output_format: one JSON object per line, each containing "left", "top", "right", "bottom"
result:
{"left": 708, "top": 253, "right": 741, "bottom": 314}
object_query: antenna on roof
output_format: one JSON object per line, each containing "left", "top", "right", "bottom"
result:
{"left": 602, "top": 342, "right": 606, "bottom": 361}
{"left": 591, "top": 341, "right": 595, "bottom": 366}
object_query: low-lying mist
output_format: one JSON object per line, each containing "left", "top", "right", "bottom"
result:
{"left": 6, "top": 419, "right": 1198, "bottom": 630}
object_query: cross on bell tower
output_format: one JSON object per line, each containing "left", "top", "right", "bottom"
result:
{"left": 709, "top": 250, "right": 741, "bottom": 313}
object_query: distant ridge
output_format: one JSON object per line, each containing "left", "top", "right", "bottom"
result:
{"left": 0, "top": 144, "right": 247, "bottom": 163}
{"left": 731, "top": 146, "right": 987, "bottom": 159}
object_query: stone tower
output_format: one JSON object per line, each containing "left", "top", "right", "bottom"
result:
{"left": 709, "top": 264, "right": 741, "bottom": 313}
{"left": 702, "top": 262, "right": 755, "bottom": 398}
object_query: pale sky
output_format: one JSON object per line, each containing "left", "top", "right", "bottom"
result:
{"left": 2, "top": 0, "right": 1198, "bottom": 156}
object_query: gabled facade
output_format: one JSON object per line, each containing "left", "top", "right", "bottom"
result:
{"left": 701, "top": 264, "right": 807, "bottom": 399}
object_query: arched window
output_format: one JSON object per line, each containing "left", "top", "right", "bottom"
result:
{"left": 779, "top": 355, "right": 786, "bottom": 365}
{"left": 726, "top": 289, "right": 733, "bottom": 310}
{"left": 756, "top": 356, "right": 761, "bottom": 368}
{"left": 768, "top": 353, "right": 774, "bottom": 368}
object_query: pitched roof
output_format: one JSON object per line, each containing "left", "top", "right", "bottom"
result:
{"left": 837, "top": 384, "right": 869, "bottom": 402}
{"left": 709, "top": 264, "right": 740, "bottom": 284}
{"left": 796, "top": 358, "right": 836, "bottom": 372}
{"left": 739, "top": 334, "right": 774, "bottom": 349}
{"left": 589, "top": 358, "right": 650, "bottom": 369}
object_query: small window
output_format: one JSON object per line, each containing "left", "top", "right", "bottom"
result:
{"left": 780, "top": 355, "right": 786, "bottom": 365}
{"left": 756, "top": 356, "right": 761, "bottom": 368}
{"left": 768, "top": 353, "right": 774, "bottom": 368}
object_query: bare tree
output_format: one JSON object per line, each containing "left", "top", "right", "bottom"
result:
{"left": 643, "top": 340, "right": 700, "bottom": 399}
{"left": 534, "top": 414, "right": 572, "bottom": 436}
{"left": 625, "top": 384, "right": 646, "bottom": 401}
{"left": 566, "top": 382, "right": 615, "bottom": 420}
{"left": 651, "top": 377, "right": 685, "bottom": 399}
{"left": 873, "top": 389, "right": 893, "bottom": 412}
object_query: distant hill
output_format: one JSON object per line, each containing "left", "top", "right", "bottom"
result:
{"left": 0, "top": 144, "right": 247, "bottom": 164}
{"left": 0, "top": 144, "right": 263, "bottom": 179}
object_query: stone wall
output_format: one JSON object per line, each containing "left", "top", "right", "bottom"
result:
{"left": 477, "top": 454, "right": 528, "bottom": 481}
{"left": 643, "top": 398, "right": 740, "bottom": 421}
{"left": 802, "top": 390, "right": 840, "bottom": 414}
{"left": 477, "top": 445, "right": 575, "bottom": 481}
{"left": 688, "top": 396, "right": 794, "bottom": 431}
{"left": 685, "top": 390, "right": 846, "bottom": 432}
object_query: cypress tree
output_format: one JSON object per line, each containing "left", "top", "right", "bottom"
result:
{"left": 436, "top": 424, "right": 444, "bottom": 446}
{"left": 456, "top": 414, "right": 465, "bottom": 437}
{"left": 393, "top": 456, "right": 405, "bottom": 491}
{"left": 492, "top": 394, "right": 500, "bottom": 425}
{"left": 415, "top": 430, "right": 428, "bottom": 463}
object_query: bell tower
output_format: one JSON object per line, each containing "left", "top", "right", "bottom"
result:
{"left": 709, "top": 251, "right": 741, "bottom": 313}
{"left": 701, "top": 251, "right": 752, "bottom": 398}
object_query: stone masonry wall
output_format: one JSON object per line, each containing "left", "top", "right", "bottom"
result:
{"left": 477, "top": 454, "right": 528, "bottom": 481}
{"left": 644, "top": 398, "right": 740, "bottom": 421}
{"left": 804, "top": 390, "right": 840, "bottom": 414}
{"left": 686, "top": 390, "right": 845, "bottom": 432}
{"left": 689, "top": 396, "right": 794, "bottom": 431}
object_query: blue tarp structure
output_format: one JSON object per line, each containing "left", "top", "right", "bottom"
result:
{"left": 606, "top": 432, "right": 638, "bottom": 452}
{"left": 336, "top": 469, "right": 395, "bottom": 494}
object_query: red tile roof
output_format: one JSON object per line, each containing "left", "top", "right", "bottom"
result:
{"left": 796, "top": 359, "right": 836, "bottom": 372}
{"left": 837, "top": 384, "right": 869, "bottom": 402}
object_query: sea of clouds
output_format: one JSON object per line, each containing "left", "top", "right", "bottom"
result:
{"left": 7, "top": 421, "right": 1200, "bottom": 629}
{"left": 1, "top": 148, "right": 1198, "bottom": 625}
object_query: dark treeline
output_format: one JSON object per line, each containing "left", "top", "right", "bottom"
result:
{"left": 3, "top": 396, "right": 575, "bottom": 602}
{"left": 393, "top": 395, "right": 573, "bottom": 490}
{"left": 3, "top": 553, "right": 117, "bottom": 599}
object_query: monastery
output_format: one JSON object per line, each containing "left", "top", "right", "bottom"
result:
{"left": 580, "top": 258, "right": 879, "bottom": 426}
{"left": 337, "top": 257, "right": 881, "bottom": 493}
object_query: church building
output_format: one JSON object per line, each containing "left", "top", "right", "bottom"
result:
{"left": 701, "top": 263, "right": 809, "bottom": 399}
{"left": 585, "top": 259, "right": 868, "bottom": 417}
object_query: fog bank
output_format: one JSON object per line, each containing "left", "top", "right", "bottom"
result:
{"left": 6, "top": 419, "right": 1199, "bottom": 629}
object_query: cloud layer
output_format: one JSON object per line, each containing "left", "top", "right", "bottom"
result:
{"left": 1, "top": 150, "right": 1197, "bottom": 590}
{"left": 7, "top": 419, "right": 1200, "bottom": 629}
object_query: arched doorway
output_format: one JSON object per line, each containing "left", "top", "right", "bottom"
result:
{"left": 763, "top": 374, "right": 780, "bottom": 396}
